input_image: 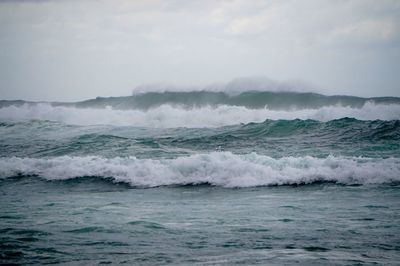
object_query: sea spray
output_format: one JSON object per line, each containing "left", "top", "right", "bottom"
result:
{"left": 0, "top": 102, "right": 399, "bottom": 127}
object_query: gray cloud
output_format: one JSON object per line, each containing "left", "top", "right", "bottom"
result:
{"left": 0, "top": 0, "right": 399, "bottom": 101}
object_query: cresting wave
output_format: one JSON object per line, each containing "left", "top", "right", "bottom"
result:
{"left": 74, "top": 91, "right": 400, "bottom": 110}
{"left": 2, "top": 90, "right": 400, "bottom": 111}
{"left": 0, "top": 102, "right": 399, "bottom": 127}
{"left": 1, "top": 153, "right": 399, "bottom": 187}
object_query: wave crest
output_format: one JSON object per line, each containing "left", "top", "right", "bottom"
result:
{"left": 81, "top": 90, "right": 400, "bottom": 110}
{"left": 0, "top": 102, "right": 399, "bottom": 127}
{"left": 1, "top": 153, "right": 399, "bottom": 187}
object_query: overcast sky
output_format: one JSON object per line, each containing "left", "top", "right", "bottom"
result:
{"left": 0, "top": 0, "right": 399, "bottom": 101}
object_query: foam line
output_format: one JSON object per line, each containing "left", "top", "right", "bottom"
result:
{"left": 0, "top": 102, "right": 399, "bottom": 127}
{"left": 1, "top": 153, "right": 399, "bottom": 187}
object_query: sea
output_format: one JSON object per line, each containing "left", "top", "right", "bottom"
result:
{"left": 1, "top": 90, "right": 399, "bottom": 265}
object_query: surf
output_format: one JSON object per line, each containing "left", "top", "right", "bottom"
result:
{"left": 1, "top": 153, "right": 399, "bottom": 187}
{"left": 0, "top": 101, "right": 399, "bottom": 127}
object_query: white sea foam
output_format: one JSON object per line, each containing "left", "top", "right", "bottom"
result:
{"left": 0, "top": 102, "right": 399, "bottom": 127}
{"left": 1, "top": 153, "right": 399, "bottom": 187}
{"left": 0, "top": 102, "right": 400, "bottom": 127}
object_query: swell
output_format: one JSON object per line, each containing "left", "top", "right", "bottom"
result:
{"left": 230, "top": 118, "right": 400, "bottom": 141}
{"left": 0, "top": 102, "right": 400, "bottom": 127}
{"left": 1, "top": 118, "right": 398, "bottom": 160}
{"left": 0, "top": 153, "right": 399, "bottom": 187}
{"left": 2, "top": 117, "right": 398, "bottom": 140}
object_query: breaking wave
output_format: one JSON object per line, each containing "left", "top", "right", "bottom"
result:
{"left": 0, "top": 102, "right": 399, "bottom": 127}
{"left": 64, "top": 91, "right": 400, "bottom": 110}
{"left": 1, "top": 153, "right": 399, "bottom": 187}
{"left": 72, "top": 91, "right": 352, "bottom": 110}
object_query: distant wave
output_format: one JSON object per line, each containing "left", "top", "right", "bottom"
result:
{"left": 1, "top": 153, "right": 399, "bottom": 187}
{"left": 66, "top": 91, "right": 400, "bottom": 110}
{"left": 0, "top": 102, "right": 399, "bottom": 127}
{"left": 1, "top": 91, "right": 400, "bottom": 111}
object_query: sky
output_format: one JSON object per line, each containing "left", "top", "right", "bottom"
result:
{"left": 0, "top": 0, "right": 399, "bottom": 101}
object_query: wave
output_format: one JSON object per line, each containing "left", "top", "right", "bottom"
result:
{"left": 0, "top": 102, "right": 399, "bottom": 127}
{"left": 1, "top": 118, "right": 398, "bottom": 159}
{"left": 185, "top": 118, "right": 400, "bottom": 144}
{"left": 2, "top": 118, "right": 398, "bottom": 141}
{"left": 65, "top": 91, "right": 400, "bottom": 110}
{"left": 1, "top": 153, "right": 399, "bottom": 187}
{"left": 2, "top": 90, "right": 400, "bottom": 111}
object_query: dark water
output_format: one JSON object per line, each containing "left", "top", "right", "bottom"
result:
{"left": 1, "top": 179, "right": 400, "bottom": 265}
{"left": 1, "top": 90, "right": 400, "bottom": 264}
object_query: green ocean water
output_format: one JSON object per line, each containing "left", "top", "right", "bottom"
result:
{"left": 1, "top": 91, "right": 400, "bottom": 264}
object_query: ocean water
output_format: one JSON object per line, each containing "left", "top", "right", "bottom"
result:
{"left": 1, "top": 90, "right": 400, "bottom": 265}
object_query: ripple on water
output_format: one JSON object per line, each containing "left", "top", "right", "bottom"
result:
{"left": 231, "top": 227, "right": 270, "bottom": 233}
{"left": 364, "top": 205, "right": 389, "bottom": 209}
{"left": 63, "top": 226, "right": 118, "bottom": 234}
{"left": 81, "top": 241, "right": 129, "bottom": 247}
{"left": 127, "top": 220, "right": 166, "bottom": 230}
{"left": 303, "top": 246, "right": 330, "bottom": 252}
{"left": 0, "top": 214, "right": 26, "bottom": 220}
{"left": 278, "top": 218, "right": 293, "bottom": 223}
{"left": 1, "top": 228, "right": 51, "bottom": 237}
{"left": 351, "top": 217, "right": 375, "bottom": 221}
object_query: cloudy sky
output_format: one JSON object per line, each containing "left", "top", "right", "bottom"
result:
{"left": 0, "top": 0, "right": 399, "bottom": 101}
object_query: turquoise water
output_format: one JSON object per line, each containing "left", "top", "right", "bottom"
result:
{"left": 1, "top": 91, "right": 400, "bottom": 264}
{"left": 1, "top": 179, "right": 399, "bottom": 265}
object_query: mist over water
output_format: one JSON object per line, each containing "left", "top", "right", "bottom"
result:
{"left": 2, "top": 0, "right": 400, "bottom": 263}
{"left": 1, "top": 88, "right": 400, "bottom": 265}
